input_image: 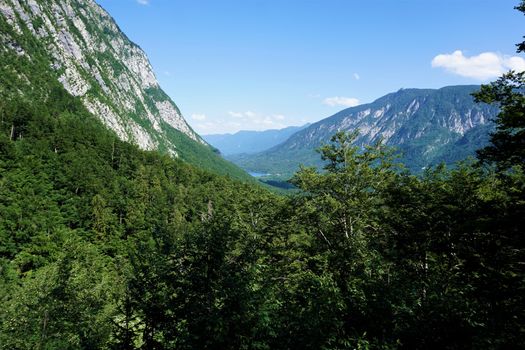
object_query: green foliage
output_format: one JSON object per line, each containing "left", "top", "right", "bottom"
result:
{"left": 0, "top": 87, "right": 523, "bottom": 347}
{"left": 473, "top": 71, "right": 525, "bottom": 170}
{"left": 0, "top": 2, "right": 523, "bottom": 349}
{"left": 1, "top": 237, "right": 123, "bottom": 349}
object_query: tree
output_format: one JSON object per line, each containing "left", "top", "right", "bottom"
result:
{"left": 473, "top": 71, "right": 525, "bottom": 169}
{"left": 470, "top": 5, "right": 525, "bottom": 344}
{"left": 0, "top": 236, "right": 122, "bottom": 349}
{"left": 473, "top": 1, "right": 525, "bottom": 170}
{"left": 290, "top": 131, "right": 400, "bottom": 346}
{"left": 291, "top": 131, "right": 398, "bottom": 249}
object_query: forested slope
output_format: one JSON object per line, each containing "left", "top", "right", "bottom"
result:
{"left": 0, "top": 0, "right": 252, "bottom": 181}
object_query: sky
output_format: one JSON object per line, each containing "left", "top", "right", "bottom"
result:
{"left": 96, "top": 0, "right": 524, "bottom": 135}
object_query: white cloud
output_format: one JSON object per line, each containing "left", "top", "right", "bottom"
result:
{"left": 353, "top": 73, "right": 360, "bottom": 80}
{"left": 136, "top": 0, "right": 149, "bottom": 5}
{"left": 228, "top": 111, "right": 244, "bottom": 118}
{"left": 432, "top": 50, "right": 525, "bottom": 80}
{"left": 506, "top": 56, "right": 525, "bottom": 71}
{"left": 228, "top": 110, "right": 257, "bottom": 119}
{"left": 196, "top": 110, "right": 288, "bottom": 133}
{"left": 323, "top": 96, "right": 360, "bottom": 107}
{"left": 191, "top": 113, "right": 206, "bottom": 121}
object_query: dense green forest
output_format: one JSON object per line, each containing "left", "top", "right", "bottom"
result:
{"left": 1, "top": 75, "right": 523, "bottom": 349}
{"left": 1, "top": 2, "right": 524, "bottom": 350}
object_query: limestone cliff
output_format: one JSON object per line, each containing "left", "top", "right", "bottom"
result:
{"left": 0, "top": 0, "right": 203, "bottom": 156}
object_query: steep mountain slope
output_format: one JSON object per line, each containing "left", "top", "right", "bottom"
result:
{"left": 0, "top": 0, "right": 249, "bottom": 179}
{"left": 230, "top": 86, "right": 499, "bottom": 176}
{"left": 203, "top": 124, "right": 308, "bottom": 156}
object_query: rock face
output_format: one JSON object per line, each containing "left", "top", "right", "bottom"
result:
{"left": 0, "top": 0, "right": 204, "bottom": 155}
{"left": 283, "top": 86, "right": 495, "bottom": 151}
{"left": 229, "top": 86, "right": 500, "bottom": 175}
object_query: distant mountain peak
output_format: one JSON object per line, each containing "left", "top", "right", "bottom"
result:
{"left": 228, "top": 86, "right": 499, "bottom": 176}
{"left": 204, "top": 124, "right": 309, "bottom": 156}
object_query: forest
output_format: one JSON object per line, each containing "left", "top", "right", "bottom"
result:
{"left": 0, "top": 2, "right": 524, "bottom": 350}
{"left": 0, "top": 69, "right": 523, "bottom": 350}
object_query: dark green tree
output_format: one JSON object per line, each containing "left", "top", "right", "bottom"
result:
{"left": 474, "top": 71, "right": 525, "bottom": 169}
{"left": 473, "top": 1, "right": 525, "bottom": 170}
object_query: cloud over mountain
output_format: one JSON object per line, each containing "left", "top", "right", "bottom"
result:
{"left": 432, "top": 50, "right": 525, "bottom": 80}
{"left": 323, "top": 96, "right": 360, "bottom": 107}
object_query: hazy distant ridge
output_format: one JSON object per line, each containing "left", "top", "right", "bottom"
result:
{"left": 203, "top": 125, "right": 308, "bottom": 155}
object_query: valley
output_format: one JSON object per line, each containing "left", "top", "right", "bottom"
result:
{"left": 0, "top": 0, "right": 523, "bottom": 349}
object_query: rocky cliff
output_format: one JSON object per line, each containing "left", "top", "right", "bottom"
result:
{"left": 0, "top": 0, "right": 203, "bottom": 156}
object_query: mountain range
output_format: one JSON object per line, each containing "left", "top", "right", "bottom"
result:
{"left": 229, "top": 85, "right": 499, "bottom": 177}
{"left": 203, "top": 125, "right": 308, "bottom": 156}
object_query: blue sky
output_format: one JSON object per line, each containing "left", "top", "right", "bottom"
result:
{"left": 97, "top": 0, "right": 524, "bottom": 134}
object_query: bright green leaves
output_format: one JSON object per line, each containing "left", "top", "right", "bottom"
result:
{"left": 291, "top": 131, "right": 398, "bottom": 247}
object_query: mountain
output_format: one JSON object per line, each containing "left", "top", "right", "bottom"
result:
{"left": 203, "top": 124, "right": 309, "bottom": 156}
{"left": 229, "top": 86, "right": 499, "bottom": 177}
{"left": 0, "top": 0, "right": 250, "bottom": 179}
